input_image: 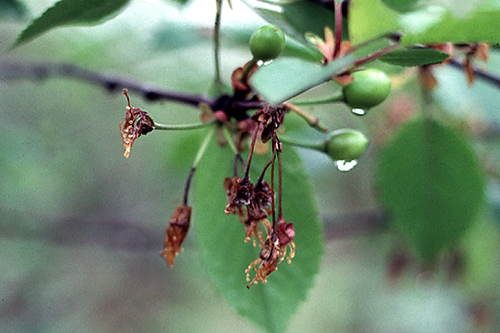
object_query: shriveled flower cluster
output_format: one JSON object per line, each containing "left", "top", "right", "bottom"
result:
{"left": 223, "top": 103, "right": 296, "bottom": 288}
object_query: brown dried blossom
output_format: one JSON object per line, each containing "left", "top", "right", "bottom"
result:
{"left": 245, "top": 219, "right": 296, "bottom": 288}
{"left": 245, "top": 233, "right": 281, "bottom": 288}
{"left": 159, "top": 205, "right": 192, "bottom": 267}
{"left": 251, "top": 104, "right": 286, "bottom": 143}
{"left": 224, "top": 176, "right": 254, "bottom": 215}
{"left": 120, "top": 89, "right": 155, "bottom": 158}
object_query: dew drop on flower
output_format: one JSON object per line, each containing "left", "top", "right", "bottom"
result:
{"left": 351, "top": 108, "right": 367, "bottom": 116}
{"left": 334, "top": 159, "right": 358, "bottom": 172}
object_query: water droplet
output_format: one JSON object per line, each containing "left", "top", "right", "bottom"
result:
{"left": 351, "top": 108, "right": 367, "bottom": 116}
{"left": 334, "top": 160, "right": 358, "bottom": 172}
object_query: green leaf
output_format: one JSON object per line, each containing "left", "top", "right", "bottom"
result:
{"left": 241, "top": 0, "right": 335, "bottom": 42}
{"left": 349, "top": 0, "right": 500, "bottom": 46}
{"left": 250, "top": 54, "right": 355, "bottom": 104}
{"left": 0, "top": 0, "right": 28, "bottom": 20}
{"left": 378, "top": 47, "right": 450, "bottom": 67}
{"left": 381, "top": 0, "right": 418, "bottom": 13}
{"left": 194, "top": 139, "right": 323, "bottom": 333}
{"left": 13, "top": 0, "right": 130, "bottom": 47}
{"left": 376, "top": 118, "right": 485, "bottom": 261}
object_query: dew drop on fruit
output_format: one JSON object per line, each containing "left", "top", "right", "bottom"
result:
{"left": 351, "top": 108, "right": 367, "bottom": 116}
{"left": 334, "top": 160, "right": 358, "bottom": 172}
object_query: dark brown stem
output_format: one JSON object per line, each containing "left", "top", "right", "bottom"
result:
{"left": 257, "top": 158, "right": 273, "bottom": 184}
{"left": 270, "top": 141, "right": 278, "bottom": 234}
{"left": 233, "top": 153, "right": 245, "bottom": 177}
{"left": 277, "top": 150, "right": 283, "bottom": 220}
{"left": 183, "top": 167, "right": 196, "bottom": 206}
{"left": 332, "top": 0, "right": 342, "bottom": 59}
{"left": 0, "top": 58, "right": 213, "bottom": 106}
{"left": 244, "top": 122, "right": 261, "bottom": 179}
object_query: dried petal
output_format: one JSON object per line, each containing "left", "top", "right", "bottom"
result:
{"left": 120, "top": 90, "right": 155, "bottom": 158}
{"left": 159, "top": 205, "right": 192, "bottom": 267}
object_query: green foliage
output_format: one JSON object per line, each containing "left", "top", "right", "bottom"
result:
{"left": 250, "top": 55, "right": 354, "bottom": 104}
{"left": 241, "top": 0, "right": 335, "bottom": 42}
{"left": 350, "top": 0, "right": 500, "bottom": 46}
{"left": 376, "top": 118, "right": 485, "bottom": 261}
{"left": 13, "top": 0, "right": 130, "bottom": 47}
{"left": 194, "top": 140, "right": 323, "bottom": 333}
{"left": 0, "top": 0, "right": 27, "bottom": 20}
{"left": 378, "top": 47, "right": 450, "bottom": 67}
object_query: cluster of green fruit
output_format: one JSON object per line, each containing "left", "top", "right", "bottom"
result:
{"left": 249, "top": 24, "right": 392, "bottom": 167}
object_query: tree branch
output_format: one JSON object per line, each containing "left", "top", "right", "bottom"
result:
{"left": 0, "top": 57, "right": 213, "bottom": 107}
{"left": 447, "top": 57, "right": 500, "bottom": 89}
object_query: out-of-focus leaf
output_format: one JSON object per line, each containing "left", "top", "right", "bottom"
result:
{"left": 0, "top": 0, "right": 28, "bottom": 20}
{"left": 194, "top": 138, "right": 323, "bottom": 333}
{"left": 378, "top": 47, "right": 450, "bottom": 67}
{"left": 376, "top": 118, "right": 485, "bottom": 261}
{"left": 165, "top": 0, "right": 191, "bottom": 6}
{"left": 152, "top": 23, "right": 207, "bottom": 51}
{"left": 240, "top": 0, "right": 333, "bottom": 42}
{"left": 281, "top": 36, "right": 324, "bottom": 62}
{"left": 13, "top": 0, "right": 130, "bottom": 47}
{"left": 250, "top": 54, "right": 354, "bottom": 104}
{"left": 350, "top": 0, "right": 500, "bottom": 46}
{"left": 381, "top": 0, "right": 418, "bottom": 13}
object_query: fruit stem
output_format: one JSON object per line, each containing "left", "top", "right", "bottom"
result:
{"left": 279, "top": 134, "right": 325, "bottom": 151}
{"left": 284, "top": 102, "right": 329, "bottom": 132}
{"left": 183, "top": 125, "right": 216, "bottom": 205}
{"left": 154, "top": 120, "right": 217, "bottom": 131}
{"left": 288, "top": 90, "right": 344, "bottom": 106}
{"left": 241, "top": 58, "right": 259, "bottom": 85}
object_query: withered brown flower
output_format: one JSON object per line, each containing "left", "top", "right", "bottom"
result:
{"left": 276, "top": 218, "right": 296, "bottom": 264}
{"left": 223, "top": 176, "right": 254, "bottom": 214}
{"left": 245, "top": 234, "right": 281, "bottom": 288}
{"left": 120, "top": 89, "right": 155, "bottom": 158}
{"left": 251, "top": 104, "right": 285, "bottom": 143}
{"left": 159, "top": 204, "right": 192, "bottom": 267}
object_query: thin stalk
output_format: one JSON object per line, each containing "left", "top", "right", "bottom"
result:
{"left": 270, "top": 144, "right": 277, "bottom": 233}
{"left": 352, "top": 34, "right": 401, "bottom": 68}
{"left": 288, "top": 90, "right": 344, "bottom": 106}
{"left": 279, "top": 134, "right": 325, "bottom": 151}
{"left": 154, "top": 120, "right": 217, "bottom": 131}
{"left": 277, "top": 150, "right": 283, "bottom": 220}
{"left": 241, "top": 58, "right": 259, "bottom": 85}
{"left": 284, "top": 102, "right": 329, "bottom": 132}
{"left": 244, "top": 122, "right": 261, "bottom": 179}
{"left": 183, "top": 125, "right": 216, "bottom": 205}
{"left": 222, "top": 125, "right": 240, "bottom": 155}
{"left": 214, "top": 0, "right": 223, "bottom": 92}
{"left": 332, "top": 0, "right": 342, "bottom": 59}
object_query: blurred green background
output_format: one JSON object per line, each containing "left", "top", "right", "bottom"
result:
{"left": 1, "top": 1, "right": 499, "bottom": 332}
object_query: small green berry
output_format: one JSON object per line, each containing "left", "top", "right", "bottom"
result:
{"left": 342, "top": 69, "right": 391, "bottom": 110}
{"left": 250, "top": 24, "right": 286, "bottom": 61}
{"left": 325, "top": 129, "right": 369, "bottom": 162}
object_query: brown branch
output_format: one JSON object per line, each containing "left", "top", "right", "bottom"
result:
{"left": 0, "top": 57, "right": 213, "bottom": 106}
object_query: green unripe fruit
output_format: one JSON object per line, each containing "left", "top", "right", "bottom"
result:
{"left": 325, "top": 129, "right": 369, "bottom": 162}
{"left": 342, "top": 69, "right": 391, "bottom": 110}
{"left": 250, "top": 24, "right": 286, "bottom": 61}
